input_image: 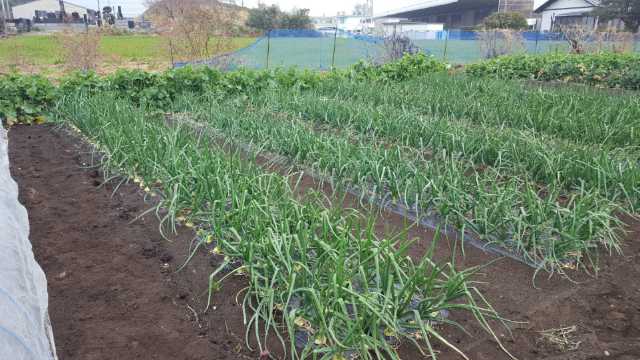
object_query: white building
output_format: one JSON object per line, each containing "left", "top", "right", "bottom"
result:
{"left": 535, "top": 0, "right": 600, "bottom": 31}
{"left": 336, "top": 15, "right": 371, "bottom": 33}
{"left": 12, "top": 0, "right": 94, "bottom": 21}
{"left": 382, "top": 19, "right": 444, "bottom": 37}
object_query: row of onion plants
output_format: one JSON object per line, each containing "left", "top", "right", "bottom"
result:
{"left": 53, "top": 93, "right": 511, "bottom": 360}
{"left": 316, "top": 73, "right": 640, "bottom": 150}
{"left": 172, "top": 93, "right": 623, "bottom": 272}
{"left": 248, "top": 87, "right": 639, "bottom": 210}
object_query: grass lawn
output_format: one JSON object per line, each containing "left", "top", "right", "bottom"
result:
{"left": 0, "top": 34, "right": 256, "bottom": 71}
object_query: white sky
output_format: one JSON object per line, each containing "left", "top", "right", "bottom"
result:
{"left": 67, "top": 0, "right": 548, "bottom": 18}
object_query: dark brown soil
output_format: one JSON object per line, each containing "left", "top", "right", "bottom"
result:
{"left": 8, "top": 124, "right": 268, "bottom": 360}
{"left": 8, "top": 124, "right": 640, "bottom": 360}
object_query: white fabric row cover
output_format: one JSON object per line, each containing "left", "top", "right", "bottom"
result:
{"left": 0, "top": 128, "right": 57, "bottom": 360}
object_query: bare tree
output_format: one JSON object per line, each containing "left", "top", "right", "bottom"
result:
{"left": 558, "top": 25, "right": 595, "bottom": 54}
{"left": 478, "top": 29, "right": 525, "bottom": 59}
{"left": 146, "top": 0, "right": 236, "bottom": 64}
{"left": 352, "top": 3, "right": 369, "bottom": 16}
{"left": 56, "top": 29, "right": 102, "bottom": 71}
{"left": 592, "top": 30, "right": 635, "bottom": 53}
{"left": 379, "top": 35, "right": 420, "bottom": 63}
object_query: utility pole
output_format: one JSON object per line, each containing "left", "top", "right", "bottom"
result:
{"left": 0, "top": 0, "right": 8, "bottom": 35}
{"left": 368, "top": 0, "right": 374, "bottom": 33}
{"left": 97, "top": 0, "right": 101, "bottom": 26}
{"left": 1, "top": 0, "right": 7, "bottom": 19}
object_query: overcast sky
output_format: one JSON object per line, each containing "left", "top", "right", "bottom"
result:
{"left": 68, "top": 0, "right": 547, "bottom": 18}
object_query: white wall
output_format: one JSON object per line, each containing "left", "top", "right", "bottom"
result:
{"left": 383, "top": 22, "right": 444, "bottom": 36}
{"left": 12, "top": 0, "right": 90, "bottom": 20}
{"left": 538, "top": 0, "right": 596, "bottom": 31}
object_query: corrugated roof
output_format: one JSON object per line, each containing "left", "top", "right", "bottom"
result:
{"left": 376, "top": 0, "right": 459, "bottom": 18}
{"left": 534, "top": 0, "right": 599, "bottom": 13}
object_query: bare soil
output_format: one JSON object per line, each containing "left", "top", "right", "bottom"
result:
{"left": 8, "top": 124, "right": 265, "bottom": 360}
{"left": 8, "top": 124, "right": 640, "bottom": 360}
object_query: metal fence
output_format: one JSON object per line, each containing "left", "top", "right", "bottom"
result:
{"left": 175, "top": 29, "right": 640, "bottom": 70}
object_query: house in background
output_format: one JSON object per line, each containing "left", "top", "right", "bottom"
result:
{"left": 535, "top": 0, "right": 624, "bottom": 31}
{"left": 535, "top": 0, "right": 600, "bottom": 31}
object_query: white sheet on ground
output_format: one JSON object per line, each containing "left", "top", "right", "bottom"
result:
{"left": 0, "top": 128, "right": 57, "bottom": 360}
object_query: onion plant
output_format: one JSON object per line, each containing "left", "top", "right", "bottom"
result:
{"left": 54, "top": 93, "right": 513, "bottom": 360}
{"left": 171, "top": 93, "right": 624, "bottom": 271}
{"left": 317, "top": 73, "right": 640, "bottom": 150}
{"left": 246, "top": 86, "right": 640, "bottom": 210}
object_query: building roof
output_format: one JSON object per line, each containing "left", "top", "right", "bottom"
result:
{"left": 375, "top": 0, "right": 498, "bottom": 19}
{"left": 534, "top": 0, "right": 600, "bottom": 13}
{"left": 377, "top": 0, "right": 457, "bottom": 18}
{"left": 12, "top": 0, "right": 92, "bottom": 11}
{"left": 381, "top": 19, "right": 436, "bottom": 25}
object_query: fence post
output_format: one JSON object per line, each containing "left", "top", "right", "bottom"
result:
{"left": 331, "top": 27, "right": 338, "bottom": 69}
{"left": 266, "top": 30, "right": 271, "bottom": 69}
{"left": 169, "top": 39, "right": 175, "bottom": 68}
{"left": 534, "top": 30, "right": 539, "bottom": 54}
{"left": 443, "top": 30, "right": 449, "bottom": 61}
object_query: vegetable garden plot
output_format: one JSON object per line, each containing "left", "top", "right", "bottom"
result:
{"left": 466, "top": 53, "right": 640, "bottom": 91}
{"left": 7, "top": 124, "right": 287, "bottom": 360}
{"left": 251, "top": 89, "right": 640, "bottom": 205}
{"left": 11, "top": 124, "right": 640, "bottom": 360}
{"left": 53, "top": 93, "right": 514, "bottom": 360}
{"left": 169, "top": 87, "right": 630, "bottom": 272}
{"left": 166, "top": 113, "right": 539, "bottom": 268}
{"left": 5, "top": 49, "right": 640, "bottom": 359}
{"left": 310, "top": 73, "right": 640, "bottom": 150}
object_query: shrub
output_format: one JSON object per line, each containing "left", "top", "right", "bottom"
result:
{"left": 482, "top": 12, "right": 528, "bottom": 30}
{"left": 350, "top": 53, "right": 448, "bottom": 81}
{"left": 0, "top": 73, "right": 55, "bottom": 125}
{"left": 55, "top": 30, "right": 102, "bottom": 71}
{"left": 478, "top": 30, "right": 525, "bottom": 59}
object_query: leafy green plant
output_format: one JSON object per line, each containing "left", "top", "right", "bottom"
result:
{"left": 57, "top": 71, "right": 107, "bottom": 96}
{"left": 466, "top": 52, "right": 640, "bottom": 90}
{"left": 0, "top": 73, "right": 55, "bottom": 125}
{"left": 482, "top": 12, "right": 528, "bottom": 30}
{"left": 2, "top": 53, "right": 447, "bottom": 126}
{"left": 349, "top": 53, "right": 448, "bottom": 82}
